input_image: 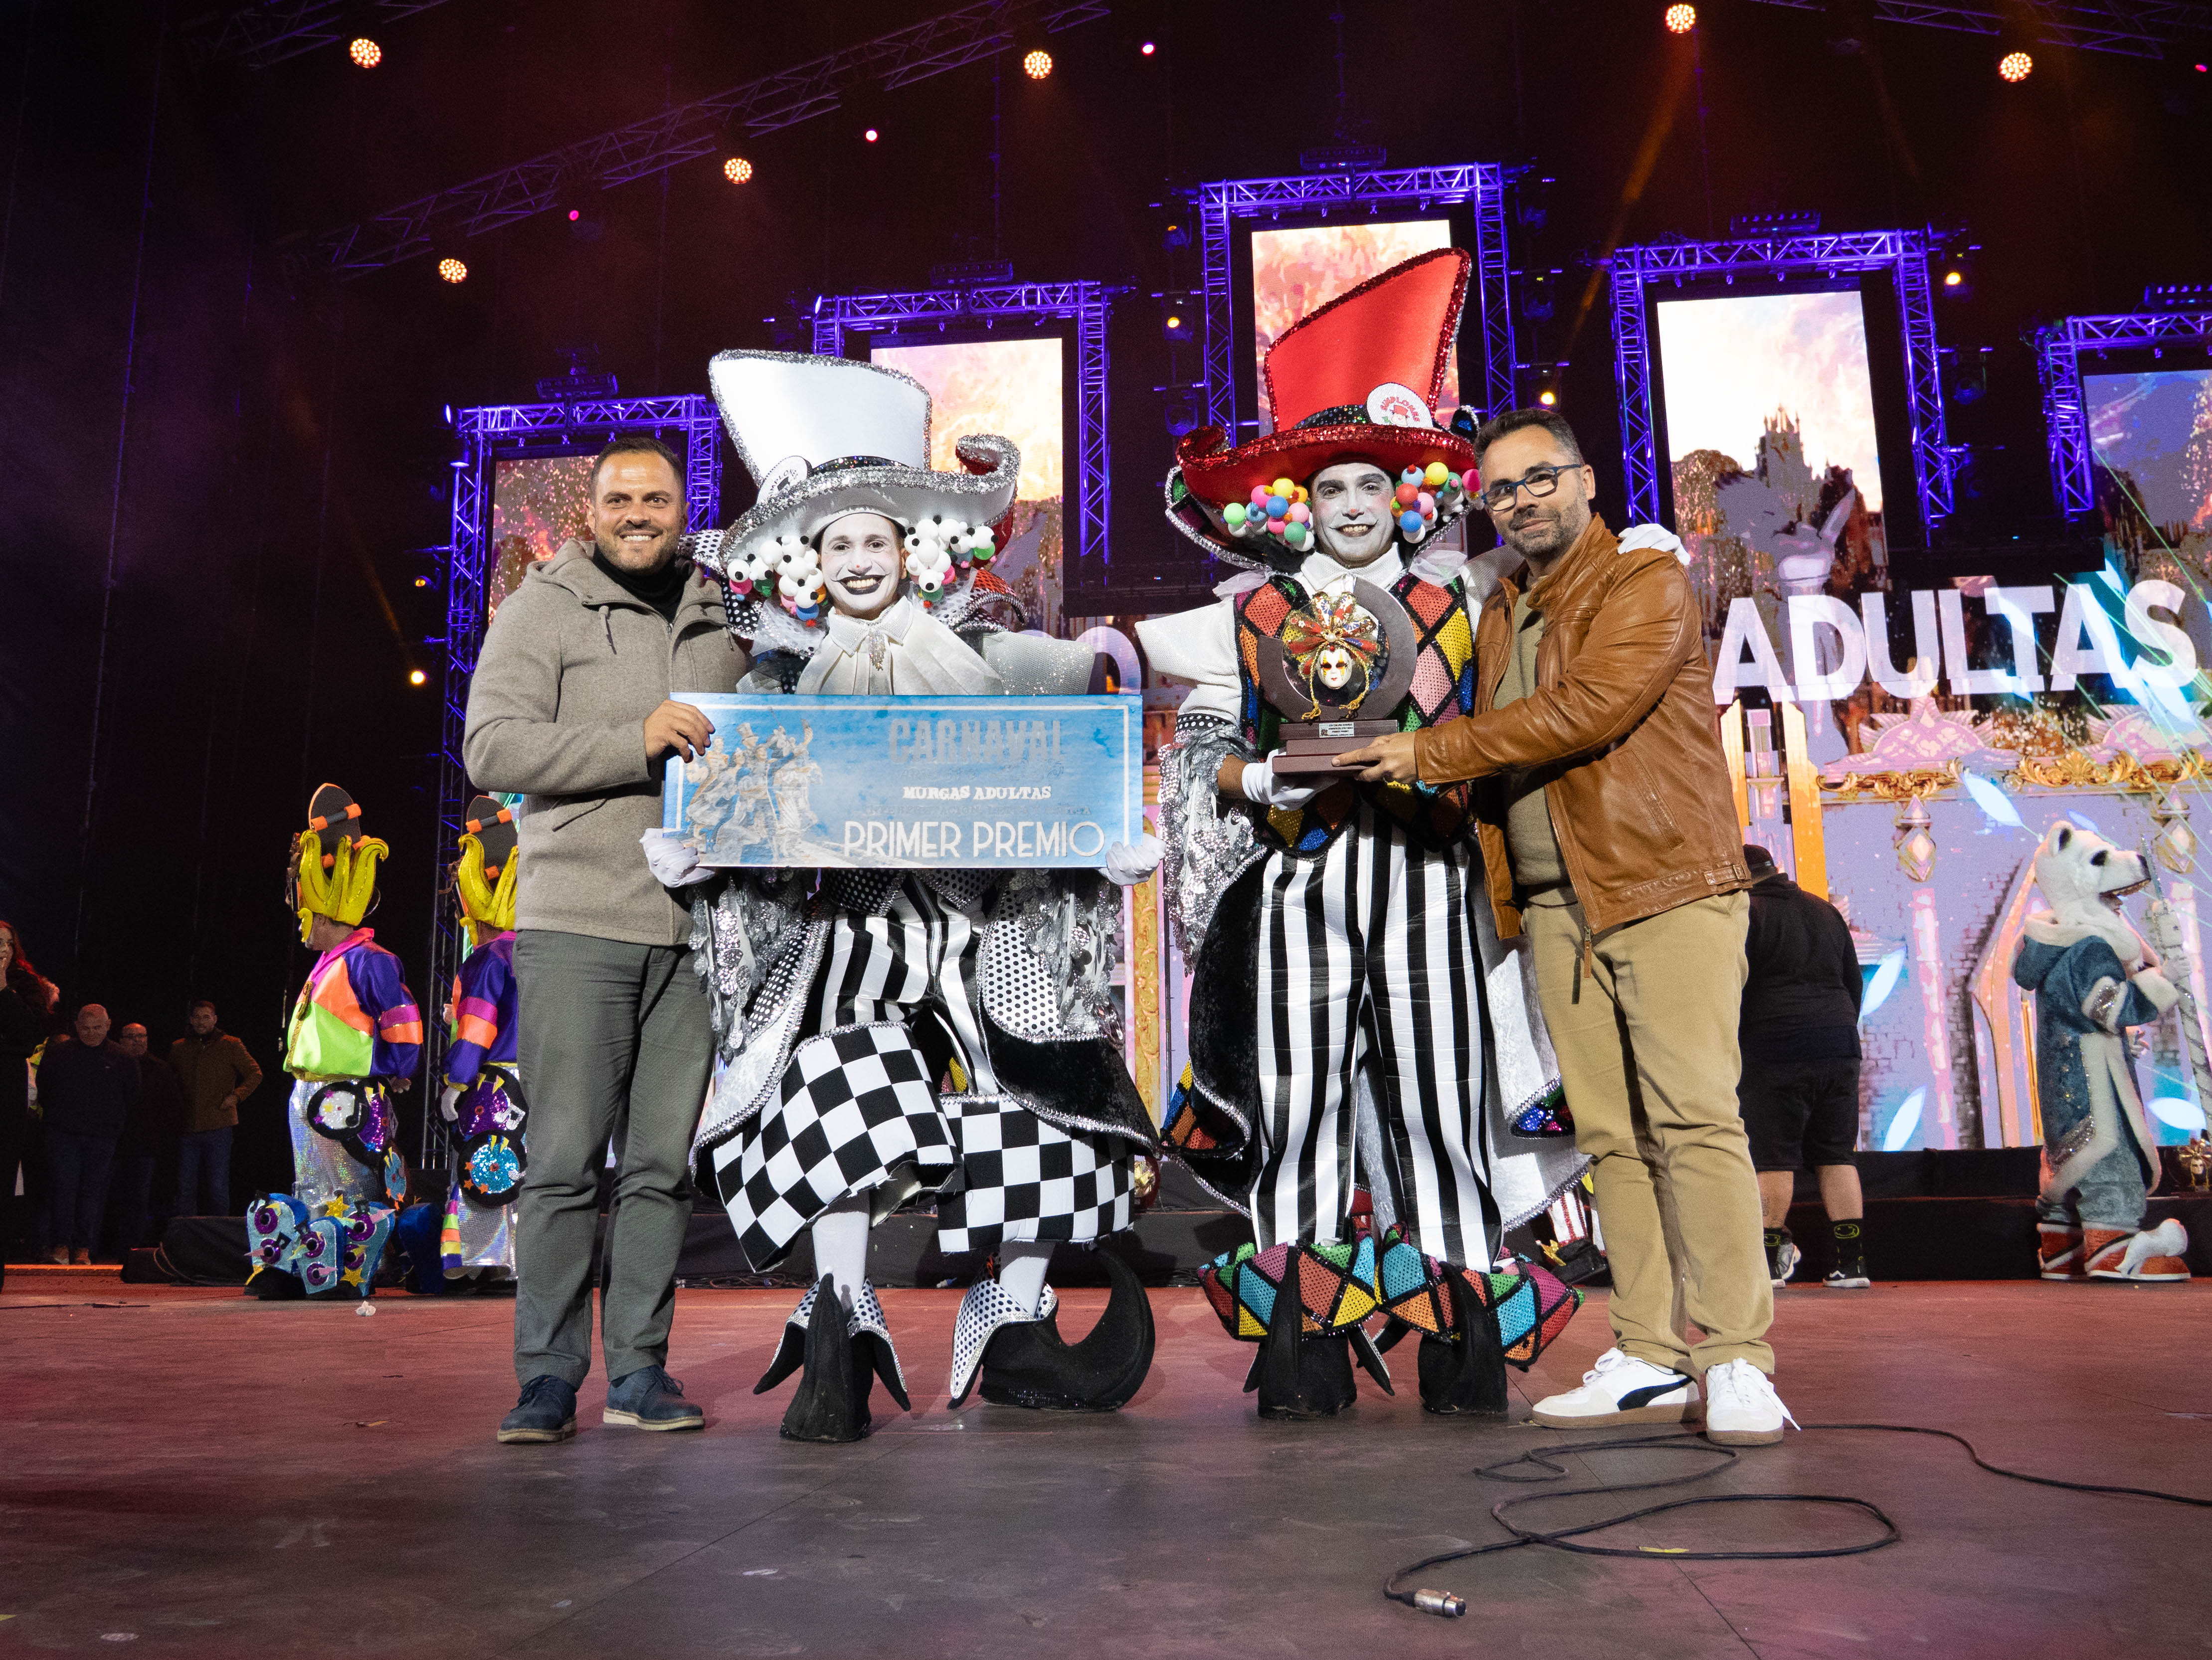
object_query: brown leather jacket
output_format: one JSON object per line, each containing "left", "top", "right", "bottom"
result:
{"left": 1414, "top": 514, "right": 1751, "bottom": 938}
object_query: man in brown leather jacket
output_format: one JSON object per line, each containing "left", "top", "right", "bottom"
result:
{"left": 1340, "top": 408, "right": 1791, "bottom": 1446}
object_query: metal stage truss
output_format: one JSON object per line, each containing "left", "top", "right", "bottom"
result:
{"left": 1743, "top": 0, "right": 2211, "bottom": 59}
{"left": 1187, "top": 165, "right": 1518, "bottom": 441}
{"left": 421, "top": 394, "right": 724, "bottom": 1165}
{"left": 2034, "top": 309, "right": 2212, "bottom": 518}
{"left": 810, "top": 279, "right": 1126, "bottom": 595}
{"left": 1607, "top": 227, "right": 1955, "bottom": 537}
{"left": 192, "top": 1, "right": 462, "bottom": 67}
{"left": 297, "top": 0, "right": 1110, "bottom": 279}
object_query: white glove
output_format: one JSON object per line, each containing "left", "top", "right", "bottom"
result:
{"left": 640, "top": 827, "right": 708, "bottom": 888}
{"left": 2144, "top": 898, "right": 2188, "bottom": 962}
{"left": 438, "top": 1083, "right": 463, "bottom": 1125}
{"left": 1618, "top": 522, "right": 1689, "bottom": 564}
{"left": 1240, "top": 756, "right": 1319, "bottom": 811}
{"left": 1103, "top": 834, "right": 1163, "bottom": 887}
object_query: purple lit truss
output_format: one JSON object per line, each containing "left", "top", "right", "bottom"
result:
{"left": 2034, "top": 306, "right": 2212, "bottom": 518}
{"left": 1607, "top": 227, "right": 1955, "bottom": 537}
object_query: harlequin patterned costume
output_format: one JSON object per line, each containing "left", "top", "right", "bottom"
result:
{"left": 439, "top": 796, "right": 525, "bottom": 1278}
{"left": 249, "top": 785, "right": 422, "bottom": 1298}
{"left": 685, "top": 353, "right": 1159, "bottom": 1439}
{"left": 1137, "top": 250, "right": 1584, "bottom": 1417}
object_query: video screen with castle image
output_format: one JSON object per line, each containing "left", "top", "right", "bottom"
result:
{"left": 872, "top": 337, "right": 1067, "bottom": 637}
{"left": 1655, "top": 290, "right": 1889, "bottom": 642}
{"left": 1248, "top": 220, "right": 1460, "bottom": 433}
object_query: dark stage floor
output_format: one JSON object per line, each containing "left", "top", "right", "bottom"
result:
{"left": 3, "top": 1269, "right": 2207, "bottom": 1658}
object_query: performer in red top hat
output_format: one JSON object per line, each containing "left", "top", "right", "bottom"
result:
{"left": 1141, "top": 250, "right": 1611, "bottom": 1419}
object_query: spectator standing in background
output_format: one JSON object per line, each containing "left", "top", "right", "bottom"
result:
{"left": 110, "top": 1023, "right": 186, "bottom": 1256}
{"left": 0, "top": 921, "right": 60, "bottom": 1282}
{"left": 1738, "top": 844, "right": 1870, "bottom": 1289}
{"left": 37, "top": 1004, "right": 138, "bottom": 1264}
{"left": 169, "top": 999, "right": 262, "bottom": 1217}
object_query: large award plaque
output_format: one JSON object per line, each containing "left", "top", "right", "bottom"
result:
{"left": 1254, "top": 579, "right": 1421, "bottom": 776}
{"left": 662, "top": 693, "right": 1143, "bottom": 869}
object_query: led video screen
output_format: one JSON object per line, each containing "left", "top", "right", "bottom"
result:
{"left": 1249, "top": 220, "right": 1459, "bottom": 432}
{"left": 1655, "top": 289, "right": 1888, "bottom": 637}
{"left": 873, "top": 336, "right": 1067, "bottom": 635}
{"left": 488, "top": 454, "right": 596, "bottom": 622}
{"left": 2088, "top": 368, "right": 2212, "bottom": 540}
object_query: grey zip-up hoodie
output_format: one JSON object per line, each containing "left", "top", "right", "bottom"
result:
{"left": 463, "top": 540, "right": 750, "bottom": 947}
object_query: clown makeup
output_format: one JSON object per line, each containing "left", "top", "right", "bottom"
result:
{"left": 817, "top": 511, "right": 906, "bottom": 620}
{"left": 1308, "top": 462, "right": 1399, "bottom": 568}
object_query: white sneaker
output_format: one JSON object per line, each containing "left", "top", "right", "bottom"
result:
{"left": 1531, "top": 1347, "right": 1699, "bottom": 1428}
{"left": 1768, "top": 1237, "right": 1801, "bottom": 1288}
{"left": 1702, "top": 1358, "right": 1799, "bottom": 1446}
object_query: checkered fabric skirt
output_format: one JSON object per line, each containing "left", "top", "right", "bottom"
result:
{"left": 714, "top": 1024, "right": 956, "bottom": 1270}
{"left": 934, "top": 1096, "right": 1135, "bottom": 1255}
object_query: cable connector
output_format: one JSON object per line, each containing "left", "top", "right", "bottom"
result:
{"left": 1412, "top": 1589, "right": 1467, "bottom": 1618}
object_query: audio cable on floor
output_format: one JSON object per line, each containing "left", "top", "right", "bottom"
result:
{"left": 1386, "top": 1422, "right": 2212, "bottom": 1617}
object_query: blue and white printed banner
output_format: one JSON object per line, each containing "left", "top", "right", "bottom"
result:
{"left": 664, "top": 694, "right": 1143, "bottom": 869}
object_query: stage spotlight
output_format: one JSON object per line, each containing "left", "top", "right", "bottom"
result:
{"left": 1141, "top": 41, "right": 1156, "bottom": 55}
{"left": 413, "top": 576, "right": 429, "bottom": 589}
{"left": 1023, "top": 48, "right": 1053, "bottom": 79}
{"left": 1999, "top": 49, "right": 2032, "bottom": 80}
{"left": 1664, "top": 4, "right": 1696, "bottom": 33}
{"left": 349, "top": 37, "right": 380, "bottom": 68}
{"left": 724, "top": 156, "right": 754, "bottom": 183}
{"left": 437, "top": 257, "right": 467, "bottom": 284}
{"left": 567, "top": 209, "right": 580, "bottom": 222}
{"left": 864, "top": 127, "right": 880, "bottom": 143}
{"left": 408, "top": 669, "right": 427, "bottom": 686}
{"left": 1537, "top": 389, "right": 1559, "bottom": 407}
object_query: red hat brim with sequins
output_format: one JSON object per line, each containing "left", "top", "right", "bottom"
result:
{"left": 1175, "top": 246, "right": 1478, "bottom": 504}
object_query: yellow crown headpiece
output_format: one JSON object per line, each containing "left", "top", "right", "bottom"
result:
{"left": 454, "top": 833, "right": 519, "bottom": 947}
{"left": 293, "top": 829, "right": 387, "bottom": 943}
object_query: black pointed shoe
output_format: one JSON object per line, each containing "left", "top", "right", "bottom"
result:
{"left": 959, "top": 1247, "right": 1155, "bottom": 1412}
{"left": 754, "top": 1276, "right": 911, "bottom": 1443}
{"left": 1246, "top": 1245, "right": 1358, "bottom": 1421}
{"left": 1415, "top": 1269, "right": 1509, "bottom": 1418}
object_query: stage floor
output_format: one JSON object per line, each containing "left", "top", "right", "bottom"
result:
{"left": 3, "top": 1271, "right": 2206, "bottom": 1658}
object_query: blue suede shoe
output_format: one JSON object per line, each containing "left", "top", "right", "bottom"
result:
{"left": 498, "top": 1375, "right": 577, "bottom": 1444}
{"left": 604, "top": 1365, "right": 705, "bottom": 1432}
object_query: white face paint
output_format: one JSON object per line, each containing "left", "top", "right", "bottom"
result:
{"left": 1315, "top": 644, "right": 1356, "bottom": 690}
{"left": 817, "top": 512, "right": 905, "bottom": 620}
{"left": 1309, "top": 462, "right": 1398, "bottom": 568}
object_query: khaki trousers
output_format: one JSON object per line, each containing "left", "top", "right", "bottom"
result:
{"left": 1526, "top": 892, "right": 1774, "bottom": 1376}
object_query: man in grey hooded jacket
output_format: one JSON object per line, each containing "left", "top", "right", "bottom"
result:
{"left": 463, "top": 435, "right": 749, "bottom": 1443}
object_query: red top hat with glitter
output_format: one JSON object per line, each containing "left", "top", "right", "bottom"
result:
{"left": 1175, "top": 246, "right": 1479, "bottom": 506}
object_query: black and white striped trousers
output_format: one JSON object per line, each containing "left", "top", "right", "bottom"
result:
{"left": 1252, "top": 805, "right": 1492, "bottom": 1268}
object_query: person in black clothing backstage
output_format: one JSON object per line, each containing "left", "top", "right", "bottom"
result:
{"left": 37, "top": 1004, "right": 140, "bottom": 1265}
{"left": 1738, "top": 844, "right": 1871, "bottom": 1289}
{"left": 0, "top": 920, "right": 61, "bottom": 1285}
{"left": 110, "top": 1023, "right": 187, "bottom": 1258}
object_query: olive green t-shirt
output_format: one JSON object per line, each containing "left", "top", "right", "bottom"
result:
{"left": 1495, "top": 593, "right": 1574, "bottom": 902}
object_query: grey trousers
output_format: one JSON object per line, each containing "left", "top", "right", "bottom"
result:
{"left": 512, "top": 930, "right": 713, "bottom": 1388}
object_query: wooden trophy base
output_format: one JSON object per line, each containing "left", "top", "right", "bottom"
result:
{"left": 1269, "top": 718, "right": 1401, "bottom": 777}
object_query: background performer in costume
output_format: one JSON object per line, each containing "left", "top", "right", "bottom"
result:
{"left": 246, "top": 784, "right": 420, "bottom": 1299}
{"left": 656, "top": 351, "right": 1162, "bottom": 1441}
{"left": 1139, "top": 251, "right": 1587, "bottom": 1420}
{"left": 435, "top": 794, "right": 526, "bottom": 1284}
{"left": 2018, "top": 822, "right": 2193, "bottom": 1284}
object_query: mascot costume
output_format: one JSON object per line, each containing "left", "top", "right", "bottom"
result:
{"left": 434, "top": 793, "right": 526, "bottom": 1283}
{"left": 247, "top": 784, "right": 423, "bottom": 1298}
{"left": 2017, "top": 821, "right": 2192, "bottom": 1283}
{"left": 1137, "top": 249, "right": 1584, "bottom": 1419}
{"left": 655, "top": 351, "right": 1163, "bottom": 1441}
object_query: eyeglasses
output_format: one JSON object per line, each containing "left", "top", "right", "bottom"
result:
{"left": 1480, "top": 464, "right": 1582, "bottom": 511}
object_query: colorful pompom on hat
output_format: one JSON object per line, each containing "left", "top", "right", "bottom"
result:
{"left": 1166, "top": 248, "right": 1481, "bottom": 568}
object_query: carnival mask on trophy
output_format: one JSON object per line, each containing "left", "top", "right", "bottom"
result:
{"left": 1256, "top": 580, "right": 1421, "bottom": 776}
